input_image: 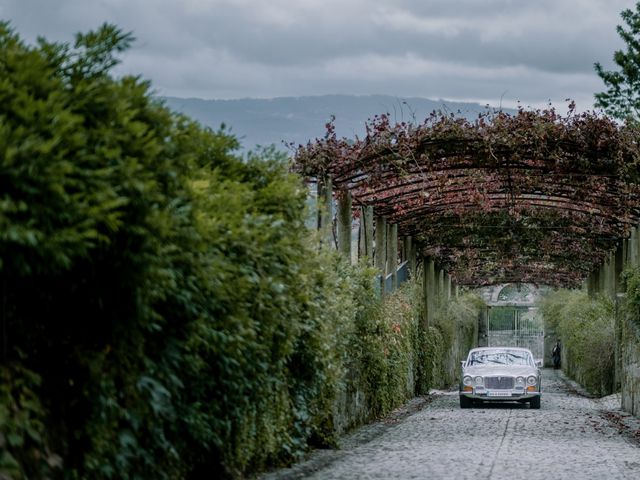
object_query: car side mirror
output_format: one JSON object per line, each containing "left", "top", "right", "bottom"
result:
{"left": 536, "top": 360, "right": 542, "bottom": 367}
{"left": 460, "top": 360, "right": 466, "bottom": 368}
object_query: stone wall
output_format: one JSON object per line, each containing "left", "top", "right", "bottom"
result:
{"left": 619, "top": 313, "right": 640, "bottom": 416}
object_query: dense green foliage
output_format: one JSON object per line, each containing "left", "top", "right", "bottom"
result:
{"left": 622, "top": 265, "right": 640, "bottom": 329}
{"left": 0, "top": 23, "right": 485, "bottom": 480}
{"left": 539, "top": 290, "right": 615, "bottom": 396}
{"left": 595, "top": 2, "right": 640, "bottom": 120}
{"left": 0, "top": 21, "right": 330, "bottom": 478}
{"left": 428, "top": 292, "right": 482, "bottom": 389}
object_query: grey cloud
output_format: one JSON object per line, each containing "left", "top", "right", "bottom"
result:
{"left": 1, "top": 0, "right": 634, "bottom": 110}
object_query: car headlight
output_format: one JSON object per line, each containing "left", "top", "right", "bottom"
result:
{"left": 474, "top": 376, "right": 483, "bottom": 386}
{"left": 516, "top": 376, "right": 525, "bottom": 386}
{"left": 527, "top": 375, "right": 537, "bottom": 386}
{"left": 463, "top": 376, "right": 473, "bottom": 386}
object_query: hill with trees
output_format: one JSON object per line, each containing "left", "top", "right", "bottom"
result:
{"left": 162, "top": 95, "right": 514, "bottom": 151}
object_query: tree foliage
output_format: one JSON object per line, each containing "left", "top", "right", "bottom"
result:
{"left": 0, "top": 21, "right": 314, "bottom": 478}
{"left": 595, "top": 2, "right": 640, "bottom": 121}
{"left": 0, "top": 21, "right": 485, "bottom": 480}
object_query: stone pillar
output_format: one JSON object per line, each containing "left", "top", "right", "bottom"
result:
{"left": 337, "top": 190, "right": 352, "bottom": 261}
{"left": 427, "top": 258, "right": 436, "bottom": 326}
{"left": 598, "top": 262, "right": 605, "bottom": 294}
{"left": 408, "top": 237, "right": 417, "bottom": 278}
{"left": 445, "top": 273, "right": 452, "bottom": 301}
{"left": 403, "top": 236, "right": 411, "bottom": 265}
{"left": 375, "top": 216, "right": 387, "bottom": 296}
{"left": 389, "top": 224, "right": 398, "bottom": 291}
{"left": 422, "top": 257, "right": 436, "bottom": 329}
{"left": 629, "top": 227, "right": 638, "bottom": 267}
{"left": 359, "top": 206, "right": 374, "bottom": 263}
{"left": 587, "top": 270, "right": 598, "bottom": 297}
{"left": 317, "top": 176, "right": 333, "bottom": 247}
{"left": 615, "top": 242, "right": 625, "bottom": 294}
{"left": 608, "top": 251, "right": 616, "bottom": 298}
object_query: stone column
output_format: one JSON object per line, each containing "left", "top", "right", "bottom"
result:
{"left": 615, "top": 242, "right": 625, "bottom": 295}
{"left": 629, "top": 227, "right": 638, "bottom": 267}
{"left": 389, "top": 224, "right": 398, "bottom": 291}
{"left": 375, "top": 216, "right": 387, "bottom": 296}
{"left": 427, "top": 258, "right": 436, "bottom": 327}
{"left": 359, "top": 206, "right": 374, "bottom": 263}
{"left": 317, "top": 176, "right": 333, "bottom": 247}
{"left": 422, "top": 257, "right": 435, "bottom": 329}
{"left": 408, "top": 237, "right": 417, "bottom": 278}
{"left": 337, "top": 190, "right": 352, "bottom": 261}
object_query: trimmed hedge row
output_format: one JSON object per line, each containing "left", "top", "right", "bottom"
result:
{"left": 0, "top": 23, "right": 484, "bottom": 479}
{"left": 539, "top": 290, "right": 615, "bottom": 396}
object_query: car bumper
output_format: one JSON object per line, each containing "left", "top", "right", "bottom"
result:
{"left": 460, "top": 388, "right": 540, "bottom": 401}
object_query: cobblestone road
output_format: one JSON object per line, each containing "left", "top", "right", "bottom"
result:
{"left": 263, "top": 369, "right": 640, "bottom": 480}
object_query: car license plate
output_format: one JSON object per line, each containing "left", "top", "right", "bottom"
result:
{"left": 488, "top": 391, "right": 511, "bottom": 397}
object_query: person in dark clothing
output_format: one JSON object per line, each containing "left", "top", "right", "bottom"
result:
{"left": 552, "top": 341, "right": 561, "bottom": 369}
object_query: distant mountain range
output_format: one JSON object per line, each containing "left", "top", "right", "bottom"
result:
{"left": 161, "top": 94, "right": 515, "bottom": 152}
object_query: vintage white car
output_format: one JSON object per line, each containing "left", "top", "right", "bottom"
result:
{"left": 459, "top": 347, "right": 541, "bottom": 409}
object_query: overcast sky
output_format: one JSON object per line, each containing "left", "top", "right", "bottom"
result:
{"left": 1, "top": 0, "right": 635, "bottom": 110}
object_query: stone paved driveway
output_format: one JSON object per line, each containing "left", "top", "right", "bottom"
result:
{"left": 263, "top": 369, "right": 640, "bottom": 480}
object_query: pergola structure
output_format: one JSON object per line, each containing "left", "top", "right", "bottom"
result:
{"left": 294, "top": 106, "right": 640, "bottom": 290}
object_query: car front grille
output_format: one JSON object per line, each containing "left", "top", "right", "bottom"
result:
{"left": 485, "top": 376, "right": 514, "bottom": 389}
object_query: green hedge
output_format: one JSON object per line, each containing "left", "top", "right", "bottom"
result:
{"left": 0, "top": 22, "right": 324, "bottom": 478}
{"left": 0, "top": 23, "right": 484, "bottom": 479}
{"left": 330, "top": 276, "right": 482, "bottom": 431}
{"left": 539, "top": 290, "right": 615, "bottom": 396}
{"left": 426, "top": 292, "right": 482, "bottom": 390}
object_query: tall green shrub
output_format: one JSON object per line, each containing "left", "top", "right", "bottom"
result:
{"left": 539, "top": 290, "right": 615, "bottom": 396}
{"left": 0, "top": 21, "right": 333, "bottom": 479}
{"left": 428, "top": 292, "right": 482, "bottom": 389}
{"left": 0, "top": 21, "right": 485, "bottom": 480}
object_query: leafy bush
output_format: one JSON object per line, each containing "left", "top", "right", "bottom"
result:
{"left": 428, "top": 292, "right": 482, "bottom": 389}
{"left": 0, "top": 21, "right": 319, "bottom": 478}
{"left": 350, "top": 281, "right": 418, "bottom": 419}
{"left": 0, "top": 365, "right": 60, "bottom": 479}
{"left": 539, "top": 290, "right": 615, "bottom": 396}
{"left": 0, "top": 22, "right": 485, "bottom": 480}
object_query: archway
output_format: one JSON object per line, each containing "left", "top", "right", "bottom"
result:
{"left": 478, "top": 283, "right": 545, "bottom": 359}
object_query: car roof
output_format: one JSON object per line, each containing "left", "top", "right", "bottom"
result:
{"left": 468, "top": 347, "right": 533, "bottom": 354}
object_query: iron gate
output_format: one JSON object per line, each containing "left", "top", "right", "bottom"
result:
{"left": 484, "top": 306, "right": 544, "bottom": 360}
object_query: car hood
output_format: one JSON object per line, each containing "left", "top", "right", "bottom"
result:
{"left": 463, "top": 365, "right": 537, "bottom": 377}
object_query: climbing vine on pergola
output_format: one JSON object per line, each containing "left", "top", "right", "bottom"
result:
{"left": 294, "top": 105, "right": 640, "bottom": 288}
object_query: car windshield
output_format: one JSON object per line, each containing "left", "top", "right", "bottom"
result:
{"left": 467, "top": 350, "right": 531, "bottom": 366}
